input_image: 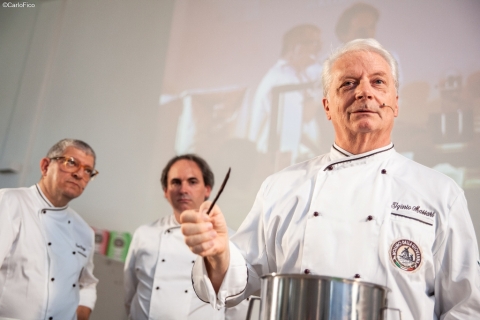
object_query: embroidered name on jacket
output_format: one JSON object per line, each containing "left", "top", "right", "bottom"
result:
{"left": 391, "top": 202, "right": 436, "bottom": 218}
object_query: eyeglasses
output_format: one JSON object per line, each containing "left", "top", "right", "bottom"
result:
{"left": 50, "top": 156, "right": 99, "bottom": 180}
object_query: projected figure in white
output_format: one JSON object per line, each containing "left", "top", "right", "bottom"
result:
{"left": 248, "top": 24, "right": 322, "bottom": 167}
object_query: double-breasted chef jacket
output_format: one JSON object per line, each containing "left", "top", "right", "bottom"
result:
{"left": 124, "top": 214, "right": 247, "bottom": 320}
{"left": 124, "top": 215, "right": 217, "bottom": 319}
{"left": 192, "top": 143, "right": 480, "bottom": 319}
{"left": 0, "top": 185, "right": 97, "bottom": 320}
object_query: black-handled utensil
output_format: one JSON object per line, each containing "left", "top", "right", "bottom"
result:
{"left": 206, "top": 167, "right": 231, "bottom": 215}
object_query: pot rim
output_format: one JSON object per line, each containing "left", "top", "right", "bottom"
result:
{"left": 261, "top": 273, "right": 391, "bottom": 292}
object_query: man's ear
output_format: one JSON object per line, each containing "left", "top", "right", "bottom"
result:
{"left": 323, "top": 98, "right": 332, "bottom": 120}
{"left": 394, "top": 95, "right": 399, "bottom": 117}
{"left": 204, "top": 185, "right": 212, "bottom": 200}
{"left": 39, "top": 158, "right": 50, "bottom": 177}
{"left": 163, "top": 187, "right": 168, "bottom": 199}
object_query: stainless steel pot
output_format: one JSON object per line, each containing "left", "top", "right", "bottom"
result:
{"left": 246, "top": 273, "right": 401, "bottom": 320}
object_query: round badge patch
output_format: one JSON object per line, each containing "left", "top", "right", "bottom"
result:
{"left": 390, "top": 239, "right": 422, "bottom": 272}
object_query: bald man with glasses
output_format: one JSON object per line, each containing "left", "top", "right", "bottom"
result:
{"left": 0, "top": 139, "right": 99, "bottom": 320}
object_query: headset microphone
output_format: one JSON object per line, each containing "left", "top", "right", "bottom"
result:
{"left": 380, "top": 103, "right": 395, "bottom": 113}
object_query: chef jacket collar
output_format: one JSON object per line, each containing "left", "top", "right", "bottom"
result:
{"left": 330, "top": 143, "right": 393, "bottom": 160}
{"left": 326, "top": 143, "right": 394, "bottom": 170}
{"left": 162, "top": 213, "right": 181, "bottom": 233}
{"left": 331, "top": 143, "right": 355, "bottom": 160}
{"left": 170, "top": 214, "right": 180, "bottom": 227}
{"left": 34, "top": 183, "right": 68, "bottom": 210}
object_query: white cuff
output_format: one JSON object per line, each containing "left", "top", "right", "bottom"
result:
{"left": 79, "top": 286, "right": 97, "bottom": 310}
{"left": 191, "top": 241, "right": 248, "bottom": 310}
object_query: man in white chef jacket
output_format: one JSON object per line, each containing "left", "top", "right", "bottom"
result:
{"left": 0, "top": 139, "right": 98, "bottom": 320}
{"left": 124, "top": 154, "right": 247, "bottom": 320}
{"left": 180, "top": 39, "right": 480, "bottom": 319}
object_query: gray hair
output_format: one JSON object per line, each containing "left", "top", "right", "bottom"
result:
{"left": 46, "top": 139, "right": 96, "bottom": 166}
{"left": 322, "top": 38, "right": 399, "bottom": 97}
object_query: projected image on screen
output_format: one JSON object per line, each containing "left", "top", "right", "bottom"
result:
{"left": 158, "top": 0, "right": 480, "bottom": 229}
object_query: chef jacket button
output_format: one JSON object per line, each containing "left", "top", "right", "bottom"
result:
{"left": 185, "top": 290, "right": 188, "bottom": 293}
{"left": 367, "top": 215, "right": 373, "bottom": 221}
{"left": 313, "top": 211, "right": 319, "bottom": 217}
{"left": 73, "top": 251, "right": 76, "bottom": 255}
{"left": 192, "top": 260, "right": 195, "bottom": 263}
{"left": 73, "top": 284, "right": 76, "bottom": 287}
{"left": 354, "top": 274, "right": 361, "bottom": 279}
{"left": 162, "top": 259, "right": 165, "bottom": 262}
{"left": 304, "top": 269, "right": 311, "bottom": 274}
{"left": 51, "top": 278, "right": 55, "bottom": 281}
{"left": 167, "top": 229, "right": 170, "bottom": 233}
{"left": 42, "top": 210, "right": 46, "bottom": 214}
{"left": 68, "top": 220, "right": 71, "bottom": 224}
{"left": 156, "top": 286, "right": 160, "bottom": 290}
{"left": 48, "top": 242, "right": 52, "bottom": 246}
{"left": 49, "top": 317, "right": 53, "bottom": 320}
{"left": 381, "top": 169, "right": 387, "bottom": 174}
{"left": 326, "top": 165, "right": 334, "bottom": 171}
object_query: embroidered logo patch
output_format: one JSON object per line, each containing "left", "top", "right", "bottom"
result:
{"left": 390, "top": 239, "right": 422, "bottom": 272}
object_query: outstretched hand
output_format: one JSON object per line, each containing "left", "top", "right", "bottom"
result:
{"left": 180, "top": 201, "right": 230, "bottom": 292}
{"left": 181, "top": 201, "right": 229, "bottom": 257}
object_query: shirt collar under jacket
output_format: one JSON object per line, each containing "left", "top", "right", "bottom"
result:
{"left": 34, "top": 183, "right": 68, "bottom": 210}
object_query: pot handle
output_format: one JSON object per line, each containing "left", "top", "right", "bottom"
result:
{"left": 381, "top": 307, "right": 402, "bottom": 320}
{"left": 245, "top": 296, "right": 261, "bottom": 320}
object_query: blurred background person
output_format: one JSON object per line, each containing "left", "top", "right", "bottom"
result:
{"left": 335, "top": 2, "right": 379, "bottom": 43}
{"left": 248, "top": 24, "right": 322, "bottom": 167}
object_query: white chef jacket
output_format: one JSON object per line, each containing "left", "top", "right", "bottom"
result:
{"left": 0, "top": 185, "right": 97, "bottom": 320}
{"left": 248, "top": 59, "right": 321, "bottom": 162}
{"left": 124, "top": 214, "right": 247, "bottom": 320}
{"left": 192, "top": 143, "right": 480, "bottom": 319}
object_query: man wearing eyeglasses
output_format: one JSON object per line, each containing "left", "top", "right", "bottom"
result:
{"left": 0, "top": 139, "right": 99, "bottom": 320}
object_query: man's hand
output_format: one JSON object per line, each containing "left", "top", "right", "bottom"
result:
{"left": 180, "top": 201, "right": 230, "bottom": 292}
{"left": 76, "top": 305, "right": 92, "bottom": 320}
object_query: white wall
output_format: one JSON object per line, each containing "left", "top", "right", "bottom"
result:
{"left": 0, "top": 0, "right": 176, "bottom": 232}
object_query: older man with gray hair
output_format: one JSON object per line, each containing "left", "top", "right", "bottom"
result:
{"left": 180, "top": 39, "right": 480, "bottom": 319}
{"left": 0, "top": 139, "right": 99, "bottom": 320}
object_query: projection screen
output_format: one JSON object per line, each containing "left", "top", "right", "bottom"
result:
{"left": 157, "top": 0, "right": 480, "bottom": 232}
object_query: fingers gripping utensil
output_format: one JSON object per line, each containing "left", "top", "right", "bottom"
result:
{"left": 206, "top": 167, "right": 231, "bottom": 215}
